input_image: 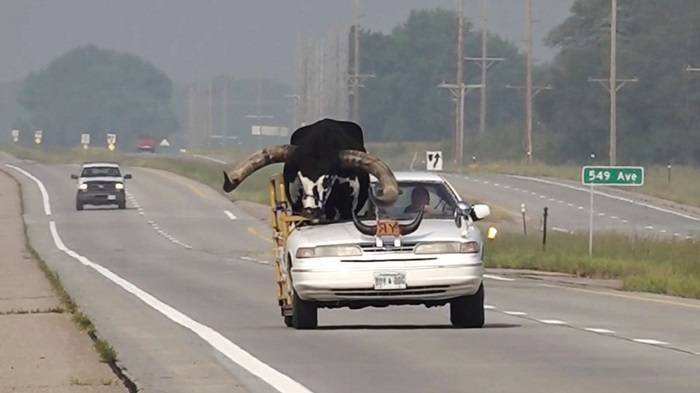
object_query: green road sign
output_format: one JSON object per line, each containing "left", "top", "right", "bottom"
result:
{"left": 582, "top": 166, "right": 644, "bottom": 186}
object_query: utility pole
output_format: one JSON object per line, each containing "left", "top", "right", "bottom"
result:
{"left": 347, "top": 0, "right": 375, "bottom": 123}
{"left": 588, "top": 0, "right": 637, "bottom": 165}
{"left": 525, "top": 0, "right": 533, "bottom": 162}
{"left": 464, "top": 0, "right": 504, "bottom": 135}
{"left": 456, "top": 0, "right": 464, "bottom": 167}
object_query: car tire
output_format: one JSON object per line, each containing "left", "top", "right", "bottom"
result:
{"left": 76, "top": 201, "right": 84, "bottom": 211}
{"left": 118, "top": 201, "right": 126, "bottom": 209}
{"left": 283, "top": 315, "right": 294, "bottom": 328}
{"left": 450, "top": 283, "right": 485, "bottom": 328}
{"left": 292, "top": 291, "right": 317, "bottom": 329}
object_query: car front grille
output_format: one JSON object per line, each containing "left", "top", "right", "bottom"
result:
{"left": 86, "top": 181, "right": 115, "bottom": 191}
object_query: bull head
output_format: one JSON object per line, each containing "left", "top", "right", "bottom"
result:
{"left": 222, "top": 145, "right": 399, "bottom": 206}
{"left": 351, "top": 209, "right": 425, "bottom": 237}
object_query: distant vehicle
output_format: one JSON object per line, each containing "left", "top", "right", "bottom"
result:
{"left": 136, "top": 136, "right": 156, "bottom": 153}
{"left": 71, "top": 162, "right": 132, "bottom": 211}
{"left": 278, "top": 171, "right": 493, "bottom": 329}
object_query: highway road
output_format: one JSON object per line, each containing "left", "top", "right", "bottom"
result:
{"left": 3, "top": 154, "right": 699, "bottom": 393}
{"left": 446, "top": 173, "right": 700, "bottom": 239}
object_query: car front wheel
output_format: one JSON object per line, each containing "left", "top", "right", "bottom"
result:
{"left": 76, "top": 200, "right": 84, "bottom": 211}
{"left": 450, "top": 283, "right": 484, "bottom": 328}
{"left": 292, "top": 291, "right": 317, "bottom": 329}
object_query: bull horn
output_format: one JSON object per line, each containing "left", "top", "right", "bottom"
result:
{"left": 351, "top": 211, "right": 377, "bottom": 236}
{"left": 399, "top": 208, "right": 424, "bottom": 236}
{"left": 338, "top": 150, "right": 399, "bottom": 206}
{"left": 223, "top": 145, "right": 296, "bottom": 192}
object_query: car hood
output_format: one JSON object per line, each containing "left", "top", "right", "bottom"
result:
{"left": 80, "top": 177, "right": 123, "bottom": 183}
{"left": 290, "top": 219, "right": 480, "bottom": 246}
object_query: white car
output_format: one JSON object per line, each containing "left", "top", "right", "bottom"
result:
{"left": 283, "top": 171, "right": 492, "bottom": 329}
{"left": 71, "top": 162, "right": 132, "bottom": 210}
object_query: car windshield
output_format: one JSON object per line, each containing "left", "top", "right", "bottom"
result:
{"left": 80, "top": 166, "right": 121, "bottom": 178}
{"left": 357, "top": 181, "right": 459, "bottom": 220}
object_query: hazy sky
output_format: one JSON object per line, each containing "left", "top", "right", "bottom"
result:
{"left": 0, "top": 0, "right": 574, "bottom": 84}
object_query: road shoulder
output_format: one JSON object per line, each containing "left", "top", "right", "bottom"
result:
{"left": 0, "top": 169, "right": 126, "bottom": 392}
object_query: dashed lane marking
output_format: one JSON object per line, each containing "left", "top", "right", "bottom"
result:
{"left": 585, "top": 328, "right": 616, "bottom": 334}
{"left": 504, "top": 311, "right": 528, "bottom": 316}
{"left": 633, "top": 339, "right": 669, "bottom": 346}
{"left": 224, "top": 210, "right": 237, "bottom": 220}
{"left": 483, "top": 274, "right": 516, "bottom": 282}
{"left": 538, "top": 319, "right": 569, "bottom": 325}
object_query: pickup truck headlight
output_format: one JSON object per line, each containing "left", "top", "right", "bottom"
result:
{"left": 78, "top": 183, "right": 88, "bottom": 190}
{"left": 115, "top": 183, "right": 124, "bottom": 190}
{"left": 296, "top": 245, "right": 362, "bottom": 258}
{"left": 414, "top": 241, "right": 480, "bottom": 254}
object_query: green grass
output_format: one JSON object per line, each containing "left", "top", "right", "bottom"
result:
{"left": 487, "top": 232, "right": 700, "bottom": 299}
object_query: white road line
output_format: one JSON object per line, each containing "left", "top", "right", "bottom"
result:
{"left": 503, "top": 311, "right": 528, "bottom": 316}
{"left": 578, "top": 206, "right": 584, "bottom": 210}
{"left": 539, "top": 195, "right": 546, "bottom": 199}
{"left": 644, "top": 225, "right": 654, "bottom": 230}
{"left": 503, "top": 185, "right": 510, "bottom": 189}
{"left": 484, "top": 305, "right": 496, "bottom": 310}
{"left": 548, "top": 198, "right": 556, "bottom": 202}
{"left": 48, "top": 221, "right": 312, "bottom": 393}
{"left": 5, "top": 164, "right": 52, "bottom": 215}
{"left": 192, "top": 154, "right": 227, "bottom": 165}
{"left": 494, "top": 183, "right": 500, "bottom": 187}
{"left": 685, "top": 236, "right": 693, "bottom": 240}
{"left": 531, "top": 192, "right": 537, "bottom": 195}
{"left": 510, "top": 175, "right": 700, "bottom": 223}
{"left": 610, "top": 216, "right": 618, "bottom": 220}
{"left": 632, "top": 339, "right": 669, "bottom": 346}
{"left": 538, "top": 319, "right": 568, "bottom": 325}
{"left": 621, "top": 219, "right": 629, "bottom": 223}
{"left": 240, "top": 256, "right": 256, "bottom": 262}
{"left": 659, "top": 229, "right": 667, "bottom": 234}
{"left": 224, "top": 210, "right": 237, "bottom": 220}
{"left": 584, "top": 328, "right": 615, "bottom": 334}
{"left": 483, "top": 274, "right": 515, "bottom": 282}
{"left": 567, "top": 203, "right": 574, "bottom": 207}
{"left": 673, "top": 233, "right": 681, "bottom": 237}
{"left": 552, "top": 227, "right": 572, "bottom": 234}
{"left": 598, "top": 213, "right": 606, "bottom": 217}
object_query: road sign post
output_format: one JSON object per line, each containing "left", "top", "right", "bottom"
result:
{"left": 81, "top": 133, "right": 90, "bottom": 149}
{"left": 582, "top": 166, "right": 644, "bottom": 256}
{"left": 34, "top": 130, "right": 43, "bottom": 145}
{"left": 106, "top": 133, "right": 117, "bottom": 151}
{"left": 426, "top": 151, "right": 443, "bottom": 171}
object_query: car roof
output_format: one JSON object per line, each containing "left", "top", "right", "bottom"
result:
{"left": 81, "top": 162, "right": 120, "bottom": 168}
{"left": 370, "top": 171, "right": 445, "bottom": 183}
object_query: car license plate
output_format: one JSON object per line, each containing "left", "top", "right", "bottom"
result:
{"left": 374, "top": 272, "right": 406, "bottom": 290}
{"left": 107, "top": 195, "right": 117, "bottom": 200}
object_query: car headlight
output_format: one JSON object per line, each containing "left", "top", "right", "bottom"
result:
{"left": 296, "top": 245, "right": 362, "bottom": 258}
{"left": 414, "top": 241, "right": 480, "bottom": 254}
{"left": 114, "top": 183, "right": 124, "bottom": 190}
{"left": 78, "top": 183, "right": 88, "bottom": 190}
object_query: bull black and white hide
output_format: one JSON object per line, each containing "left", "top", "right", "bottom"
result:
{"left": 222, "top": 119, "right": 400, "bottom": 222}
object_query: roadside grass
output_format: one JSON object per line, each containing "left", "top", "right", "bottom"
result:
{"left": 487, "top": 231, "right": 700, "bottom": 299}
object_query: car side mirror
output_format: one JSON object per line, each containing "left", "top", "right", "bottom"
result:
{"left": 124, "top": 174, "right": 132, "bottom": 179}
{"left": 70, "top": 174, "right": 78, "bottom": 180}
{"left": 470, "top": 204, "right": 491, "bottom": 221}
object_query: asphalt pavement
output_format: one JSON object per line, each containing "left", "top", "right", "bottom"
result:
{"left": 3, "top": 155, "right": 699, "bottom": 393}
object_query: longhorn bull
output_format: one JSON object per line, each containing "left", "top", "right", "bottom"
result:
{"left": 222, "top": 119, "right": 420, "bottom": 234}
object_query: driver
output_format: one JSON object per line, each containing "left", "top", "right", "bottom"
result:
{"left": 404, "top": 186, "right": 430, "bottom": 214}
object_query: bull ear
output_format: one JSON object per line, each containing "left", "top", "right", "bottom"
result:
{"left": 223, "top": 145, "right": 296, "bottom": 192}
{"left": 338, "top": 150, "right": 399, "bottom": 206}
{"left": 399, "top": 208, "right": 424, "bottom": 236}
